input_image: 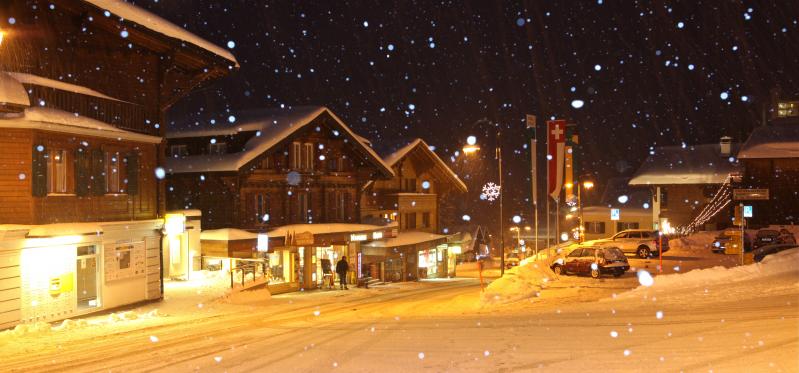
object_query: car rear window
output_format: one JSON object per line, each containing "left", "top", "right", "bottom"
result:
{"left": 757, "top": 230, "right": 779, "bottom": 237}
{"left": 602, "top": 247, "right": 626, "bottom": 260}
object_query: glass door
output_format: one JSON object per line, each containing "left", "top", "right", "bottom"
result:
{"left": 76, "top": 245, "right": 100, "bottom": 309}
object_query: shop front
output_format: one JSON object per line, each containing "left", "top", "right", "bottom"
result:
{"left": 362, "top": 231, "right": 449, "bottom": 282}
{"left": 0, "top": 220, "right": 163, "bottom": 329}
{"left": 265, "top": 224, "right": 393, "bottom": 294}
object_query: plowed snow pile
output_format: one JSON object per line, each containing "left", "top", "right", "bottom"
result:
{"left": 481, "top": 260, "right": 556, "bottom": 305}
{"left": 617, "top": 248, "right": 799, "bottom": 299}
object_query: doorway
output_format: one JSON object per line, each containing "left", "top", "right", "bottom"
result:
{"left": 76, "top": 245, "right": 100, "bottom": 309}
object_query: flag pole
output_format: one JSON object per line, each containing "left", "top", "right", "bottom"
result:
{"left": 527, "top": 115, "right": 539, "bottom": 257}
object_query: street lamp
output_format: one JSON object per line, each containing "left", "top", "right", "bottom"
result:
{"left": 462, "top": 127, "right": 506, "bottom": 276}
{"left": 0, "top": 29, "right": 6, "bottom": 46}
{"left": 577, "top": 178, "right": 594, "bottom": 242}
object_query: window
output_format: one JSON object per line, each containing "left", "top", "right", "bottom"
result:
{"left": 567, "top": 249, "right": 583, "bottom": 257}
{"left": 777, "top": 101, "right": 798, "bottom": 118}
{"left": 261, "top": 156, "right": 273, "bottom": 170}
{"left": 422, "top": 212, "right": 431, "bottom": 228}
{"left": 298, "top": 192, "right": 310, "bottom": 222}
{"left": 303, "top": 143, "right": 314, "bottom": 170}
{"left": 585, "top": 221, "right": 605, "bottom": 234}
{"left": 338, "top": 191, "right": 347, "bottom": 220}
{"left": 255, "top": 194, "right": 270, "bottom": 223}
{"left": 617, "top": 222, "right": 640, "bottom": 232}
{"left": 169, "top": 145, "right": 188, "bottom": 157}
{"left": 582, "top": 248, "right": 596, "bottom": 258}
{"left": 209, "top": 142, "right": 227, "bottom": 155}
{"left": 328, "top": 157, "right": 338, "bottom": 172}
{"left": 291, "top": 142, "right": 301, "bottom": 169}
{"left": 404, "top": 178, "right": 417, "bottom": 192}
{"left": 405, "top": 213, "right": 417, "bottom": 229}
{"left": 105, "top": 151, "right": 126, "bottom": 194}
{"left": 47, "top": 149, "right": 70, "bottom": 194}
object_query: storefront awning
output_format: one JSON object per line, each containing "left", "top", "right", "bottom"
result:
{"left": 200, "top": 228, "right": 258, "bottom": 241}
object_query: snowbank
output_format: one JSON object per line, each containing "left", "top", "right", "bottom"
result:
{"left": 481, "top": 260, "right": 556, "bottom": 305}
{"left": 1, "top": 309, "right": 161, "bottom": 338}
{"left": 618, "top": 248, "right": 799, "bottom": 299}
{"left": 669, "top": 230, "right": 721, "bottom": 252}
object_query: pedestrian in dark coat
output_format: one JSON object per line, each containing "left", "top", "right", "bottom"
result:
{"left": 336, "top": 256, "right": 349, "bottom": 290}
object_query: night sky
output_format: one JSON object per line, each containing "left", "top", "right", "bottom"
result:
{"left": 144, "top": 0, "right": 798, "bottom": 231}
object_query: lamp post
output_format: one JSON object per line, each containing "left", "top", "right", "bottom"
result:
{"left": 577, "top": 179, "right": 594, "bottom": 242}
{"left": 463, "top": 124, "right": 506, "bottom": 276}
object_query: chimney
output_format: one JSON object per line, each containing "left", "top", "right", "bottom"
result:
{"left": 720, "top": 136, "right": 732, "bottom": 156}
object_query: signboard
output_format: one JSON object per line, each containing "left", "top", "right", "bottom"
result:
{"left": 257, "top": 234, "right": 269, "bottom": 252}
{"left": 743, "top": 205, "right": 753, "bottom": 218}
{"left": 350, "top": 233, "right": 368, "bottom": 242}
{"left": 610, "top": 208, "right": 620, "bottom": 221}
{"left": 733, "top": 189, "right": 769, "bottom": 201}
{"left": 287, "top": 231, "right": 314, "bottom": 246}
{"left": 371, "top": 231, "right": 383, "bottom": 240}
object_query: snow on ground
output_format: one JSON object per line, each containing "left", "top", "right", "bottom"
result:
{"left": 481, "top": 259, "right": 556, "bottom": 305}
{"left": 617, "top": 248, "right": 799, "bottom": 301}
{"left": 669, "top": 230, "right": 721, "bottom": 251}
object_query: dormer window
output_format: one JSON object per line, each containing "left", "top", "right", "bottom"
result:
{"left": 290, "top": 142, "right": 314, "bottom": 170}
{"left": 209, "top": 142, "right": 227, "bottom": 155}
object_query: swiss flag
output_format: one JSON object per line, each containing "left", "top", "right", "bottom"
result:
{"left": 547, "top": 120, "right": 566, "bottom": 200}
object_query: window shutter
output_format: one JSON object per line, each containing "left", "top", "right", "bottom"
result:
{"left": 91, "top": 149, "right": 106, "bottom": 195}
{"left": 75, "top": 148, "right": 90, "bottom": 196}
{"left": 126, "top": 152, "right": 139, "bottom": 195}
{"left": 32, "top": 145, "right": 47, "bottom": 197}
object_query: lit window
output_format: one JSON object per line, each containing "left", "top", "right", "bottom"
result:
{"left": 777, "top": 101, "right": 798, "bottom": 118}
{"left": 47, "top": 149, "right": 70, "bottom": 194}
{"left": 106, "top": 151, "right": 126, "bottom": 194}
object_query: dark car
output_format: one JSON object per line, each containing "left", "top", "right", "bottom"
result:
{"left": 778, "top": 229, "right": 797, "bottom": 245}
{"left": 551, "top": 246, "right": 629, "bottom": 279}
{"left": 753, "top": 243, "right": 798, "bottom": 262}
{"left": 754, "top": 229, "right": 782, "bottom": 249}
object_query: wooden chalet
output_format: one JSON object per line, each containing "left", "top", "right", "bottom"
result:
{"left": 164, "top": 106, "right": 395, "bottom": 293}
{"left": 0, "top": 0, "right": 235, "bottom": 328}
{"left": 360, "top": 138, "right": 468, "bottom": 281}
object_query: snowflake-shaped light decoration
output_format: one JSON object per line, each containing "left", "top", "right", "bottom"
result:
{"left": 481, "top": 182, "right": 501, "bottom": 202}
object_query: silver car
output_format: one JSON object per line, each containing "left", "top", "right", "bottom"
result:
{"left": 585, "top": 229, "right": 668, "bottom": 259}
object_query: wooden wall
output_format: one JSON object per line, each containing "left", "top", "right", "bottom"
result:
{"left": 0, "top": 129, "right": 158, "bottom": 225}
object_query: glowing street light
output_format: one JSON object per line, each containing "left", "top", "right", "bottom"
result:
{"left": 0, "top": 29, "right": 5, "bottom": 46}
{"left": 462, "top": 144, "right": 480, "bottom": 154}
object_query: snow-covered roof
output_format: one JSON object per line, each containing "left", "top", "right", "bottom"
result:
{"left": 738, "top": 125, "right": 799, "bottom": 159}
{"left": 629, "top": 143, "right": 739, "bottom": 185}
{"left": 165, "top": 106, "right": 394, "bottom": 177}
{"left": 82, "top": 0, "right": 238, "bottom": 66}
{"left": 7, "top": 72, "right": 129, "bottom": 103}
{"left": 267, "top": 222, "right": 392, "bottom": 238}
{"left": 379, "top": 138, "right": 467, "bottom": 193}
{"left": 0, "top": 72, "right": 30, "bottom": 108}
{"left": 0, "top": 107, "right": 161, "bottom": 144}
{"left": 200, "top": 228, "right": 259, "bottom": 241}
{"left": 364, "top": 231, "right": 448, "bottom": 248}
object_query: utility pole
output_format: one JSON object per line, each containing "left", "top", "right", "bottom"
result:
{"left": 497, "top": 129, "right": 505, "bottom": 276}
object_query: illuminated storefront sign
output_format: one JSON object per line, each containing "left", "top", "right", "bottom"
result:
{"left": 371, "top": 231, "right": 383, "bottom": 240}
{"left": 350, "top": 233, "right": 368, "bottom": 242}
{"left": 257, "top": 233, "right": 269, "bottom": 252}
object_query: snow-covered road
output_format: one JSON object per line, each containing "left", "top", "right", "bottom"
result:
{"left": 2, "top": 248, "right": 797, "bottom": 372}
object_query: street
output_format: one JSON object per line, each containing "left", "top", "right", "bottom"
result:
{"left": 2, "top": 243, "right": 797, "bottom": 372}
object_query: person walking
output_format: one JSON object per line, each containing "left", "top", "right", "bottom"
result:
{"left": 336, "top": 256, "right": 349, "bottom": 290}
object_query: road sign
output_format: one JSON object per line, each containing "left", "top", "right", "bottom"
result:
{"left": 610, "top": 208, "right": 620, "bottom": 221}
{"left": 733, "top": 189, "right": 769, "bottom": 200}
{"left": 743, "top": 205, "right": 753, "bottom": 218}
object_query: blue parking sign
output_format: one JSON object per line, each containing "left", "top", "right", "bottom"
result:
{"left": 743, "top": 205, "right": 753, "bottom": 218}
{"left": 610, "top": 208, "right": 620, "bottom": 221}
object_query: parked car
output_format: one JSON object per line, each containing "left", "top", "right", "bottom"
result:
{"left": 585, "top": 229, "right": 669, "bottom": 259}
{"left": 505, "top": 252, "right": 521, "bottom": 269}
{"left": 711, "top": 230, "right": 753, "bottom": 253}
{"left": 550, "top": 246, "right": 629, "bottom": 279}
{"left": 779, "top": 229, "right": 797, "bottom": 245}
{"left": 753, "top": 243, "right": 798, "bottom": 262}
{"left": 753, "top": 229, "right": 783, "bottom": 249}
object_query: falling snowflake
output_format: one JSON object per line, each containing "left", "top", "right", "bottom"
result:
{"left": 481, "top": 182, "right": 501, "bottom": 201}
